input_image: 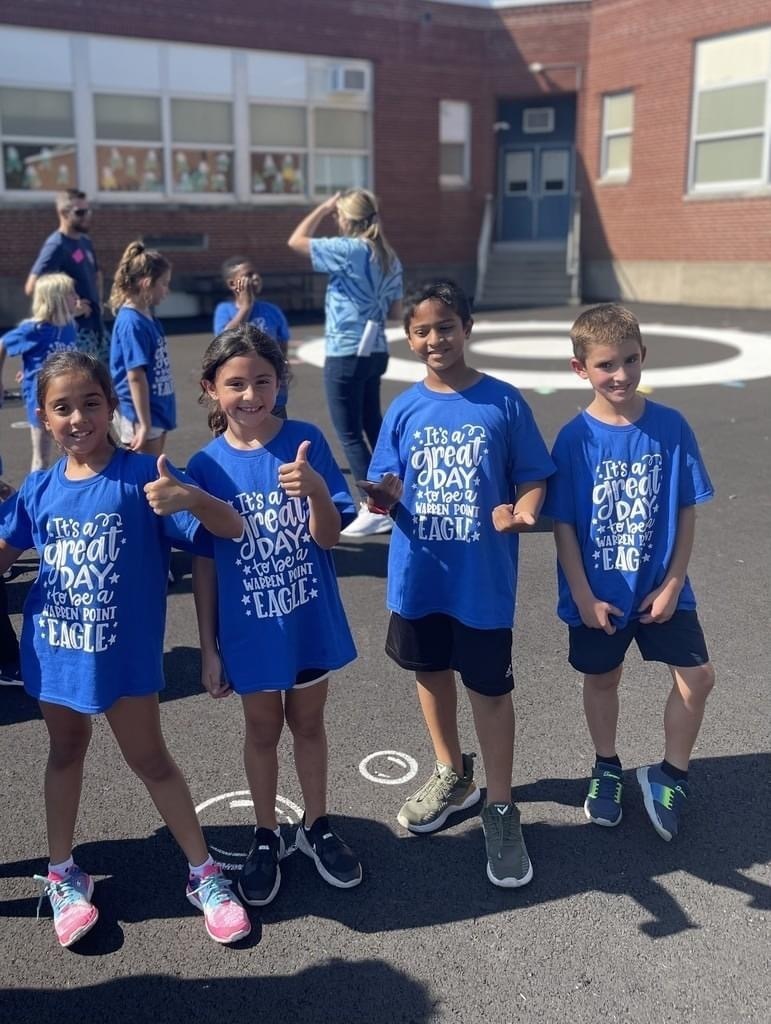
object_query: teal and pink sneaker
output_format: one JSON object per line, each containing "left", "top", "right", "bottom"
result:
{"left": 34, "top": 866, "right": 99, "bottom": 948}
{"left": 186, "top": 864, "right": 251, "bottom": 944}
{"left": 637, "top": 764, "right": 688, "bottom": 841}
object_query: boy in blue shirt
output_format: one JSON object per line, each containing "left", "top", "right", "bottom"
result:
{"left": 213, "top": 257, "right": 291, "bottom": 417}
{"left": 364, "top": 281, "right": 554, "bottom": 887}
{"left": 543, "top": 304, "right": 716, "bottom": 841}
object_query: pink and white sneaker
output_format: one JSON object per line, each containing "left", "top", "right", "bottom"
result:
{"left": 34, "top": 866, "right": 99, "bottom": 948}
{"left": 186, "top": 864, "right": 251, "bottom": 944}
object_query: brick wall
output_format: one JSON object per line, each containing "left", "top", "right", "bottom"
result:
{"left": 581, "top": 0, "right": 771, "bottom": 263}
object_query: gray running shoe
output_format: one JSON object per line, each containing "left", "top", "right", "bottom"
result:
{"left": 481, "top": 802, "right": 533, "bottom": 888}
{"left": 397, "top": 753, "right": 480, "bottom": 833}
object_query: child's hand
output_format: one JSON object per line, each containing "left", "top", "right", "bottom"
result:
{"left": 233, "top": 273, "right": 259, "bottom": 308}
{"left": 576, "top": 596, "right": 624, "bottom": 635}
{"left": 492, "top": 503, "right": 537, "bottom": 533}
{"left": 278, "top": 441, "right": 325, "bottom": 499}
{"left": 638, "top": 578, "right": 681, "bottom": 624}
{"left": 319, "top": 191, "right": 341, "bottom": 214}
{"left": 201, "top": 649, "right": 232, "bottom": 699}
{"left": 129, "top": 423, "right": 150, "bottom": 452}
{"left": 359, "top": 474, "right": 403, "bottom": 513}
{"left": 0, "top": 479, "right": 15, "bottom": 502}
{"left": 144, "top": 455, "right": 197, "bottom": 515}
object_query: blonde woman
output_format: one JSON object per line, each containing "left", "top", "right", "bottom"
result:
{"left": 0, "top": 272, "right": 78, "bottom": 471}
{"left": 288, "top": 189, "right": 403, "bottom": 537}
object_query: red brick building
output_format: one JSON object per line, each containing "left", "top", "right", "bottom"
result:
{"left": 0, "top": 0, "right": 768, "bottom": 321}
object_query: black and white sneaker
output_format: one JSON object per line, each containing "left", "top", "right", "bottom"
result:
{"left": 238, "top": 827, "right": 285, "bottom": 906}
{"left": 296, "top": 816, "right": 362, "bottom": 889}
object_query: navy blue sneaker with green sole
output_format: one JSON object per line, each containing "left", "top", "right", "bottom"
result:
{"left": 637, "top": 764, "right": 688, "bottom": 841}
{"left": 584, "top": 762, "right": 623, "bottom": 827}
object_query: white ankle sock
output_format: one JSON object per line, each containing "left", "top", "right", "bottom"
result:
{"left": 188, "top": 855, "right": 215, "bottom": 878}
{"left": 48, "top": 855, "right": 75, "bottom": 876}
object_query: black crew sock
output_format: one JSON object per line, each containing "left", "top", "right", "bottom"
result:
{"left": 596, "top": 754, "right": 622, "bottom": 770}
{"left": 660, "top": 759, "right": 688, "bottom": 783}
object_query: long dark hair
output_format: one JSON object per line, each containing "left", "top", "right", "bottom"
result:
{"left": 200, "top": 323, "right": 289, "bottom": 436}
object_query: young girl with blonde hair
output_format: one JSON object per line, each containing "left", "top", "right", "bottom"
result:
{"left": 109, "top": 241, "right": 175, "bottom": 456}
{"left": 0, "top": 272, "right": 78, "bottom": 471}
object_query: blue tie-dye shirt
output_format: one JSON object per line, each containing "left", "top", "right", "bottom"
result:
{"left": 310, "top": 236, "right": 403, "bottom": 357}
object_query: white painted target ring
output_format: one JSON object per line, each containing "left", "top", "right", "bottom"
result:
{"left": 359, "top": 750, "right": 418, "bottom": 785}
{"left": 195, "top": 789, "right": 302, "bottom": 868}
{"left": 295, "top": 320, "right": 771, "bottom": 389}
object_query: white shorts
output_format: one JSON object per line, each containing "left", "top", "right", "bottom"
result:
{"left": 115, "top": 412, "right": 165, "bottom": 445}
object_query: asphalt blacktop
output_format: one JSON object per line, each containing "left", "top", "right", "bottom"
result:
{"left": 0, "top": 301, "right": 769, "bottom": 1024}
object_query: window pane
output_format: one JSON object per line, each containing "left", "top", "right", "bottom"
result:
{"left": 171, "top": 100, "right": 233, "bottom": 144}
{"left": 250, "top": 105, "right": 306, "bottom": 147}
{"left": 171, "top": 148, "right": 233, "bottom": 192}
{"left": 694, "top": 135, "right": 763, "bottom": 184}
{"left": 3, "top": 143, "right": 77, "bottom": 190}
{"left": 605, "top": 135, "right": 631, "bottom": 174}
{"left": 696, "top": 83, "right": 766, "bottom": 134}
{"left": 541, "top": 149, "right": 569, "bottom": 192}
{"left": 604, "top": 92, "right": 633, "bottom": 133}
{"left": 697, "top": 28, "right": 771, "bottom": 89}
{"left": 504, "top": 150, "right": 532, "bottom": 193}
{"left": 94, "top": 95, "right": 162, "bottom": 141}
{"left": 0, "top": 88, "right": 73, "bottom": 137}
{"left": 440, "top": 100, "right": 469, "bottom": 143}
{"left": 251, "top": 152, "right": 306, "bottom": 194}
{"left": 440, "top": 143, "right": 466, "bottom": 178}
{"left": 96, "top": 145, "right": 164, "bottom": 191}
{"left": 314, "top": 153, "right": 368, "bottom": 195}
{"left": 314, "top": 109, "right": 368, "bottom": 149}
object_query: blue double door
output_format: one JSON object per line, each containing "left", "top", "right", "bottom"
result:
{"left": 499, "top": 144, "right": 572, "bottom": 241}
{"left": 495, "top": 96, "right": 576, "bottom": 243}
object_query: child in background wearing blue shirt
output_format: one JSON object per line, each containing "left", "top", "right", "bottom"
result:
{"left": 109, "top": 241, "right": 175, "bottom": 456}
{"left": 0, "top": 351, "right": 251, "bottom": 948}
{"left": 542, "top": 304, "right": 715, "bottom": 841}
{"left": 0, "top": 461, "right": 22, "bottom": 686}
{"left": 188, "top": 324, "right": 361, "bottom": 911}
{"left": 0, "top": 273, "right": 78, "bottom": 471}
{"left": 363, "top": 281, "right": 554, "bottom": 887}
{"left": 213, "top": 257, "right": 291, "bottom": 418}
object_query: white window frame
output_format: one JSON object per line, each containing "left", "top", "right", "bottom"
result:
{"left": 439, "top": 99, "right": 471, "bottom": 189}
{"left": 600, "top": 90, "right": 634, "bottom": 182}
{"left": 0, "top": 85, "right": 78, "bottom": 194}
{"left": 0, "top": 30, "right": 374, "bottom": 205}
{"left": 688, "top": 28, "right": 771, "bottom": 195}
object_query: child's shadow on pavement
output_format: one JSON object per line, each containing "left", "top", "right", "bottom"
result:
{"left": 0, "top": 753, "right": 766, "bottom": 944}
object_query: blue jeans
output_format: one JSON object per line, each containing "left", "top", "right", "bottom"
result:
{"left": 323, "top": 351, "right": 389, "bottom": 498}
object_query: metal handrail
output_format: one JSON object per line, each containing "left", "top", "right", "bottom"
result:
{"left": 566, "top": 190, "right": 582, "bottom": 304}
{"left": 475, "top": 193, "right": 494, "bottom": 304}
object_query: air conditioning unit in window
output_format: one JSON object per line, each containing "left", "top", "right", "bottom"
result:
{"left": 523, "top": 107, "right": 555, "bottom": 133}
{"left": 329, "top": 65, "right": 367, "bottom": 94}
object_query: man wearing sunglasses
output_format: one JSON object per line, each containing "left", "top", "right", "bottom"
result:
{"left": 24, "top": 189, "right": 108, "bottom": 363}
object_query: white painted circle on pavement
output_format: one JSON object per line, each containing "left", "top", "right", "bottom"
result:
{"left": 195, "top": 789, "right": 303, "bottom": 867}
{"left": 295, "top": 320, "right": 771, "bottom": 389}
{"left": 359, "top": 750, "right": 418, "bottom": 785}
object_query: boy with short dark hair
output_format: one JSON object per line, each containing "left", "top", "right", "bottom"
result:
{"left": 543, "top": 303, "right": 715, "bottom": 841}
{"left": 363, "top": 280, "right": 554, "bottom": 886}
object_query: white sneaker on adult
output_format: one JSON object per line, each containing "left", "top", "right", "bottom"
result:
{"left": 341, "top": 502, "right": 393, "bottom": 538}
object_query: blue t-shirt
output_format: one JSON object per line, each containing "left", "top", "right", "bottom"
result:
{"left": 0, "top": 449, "right": 199, "bottom": 713}
{"left": 212, "top": 299, "right": 290, "bottom": 409}
{"left": 368, "top": 375, "right": 555, "bottom": 630}
{"left": 30, "top": 232, "right": 103, "bottom": 337}
{"left": 309, "top": 237, "right": 403, "bottom": 357}
{"left": 187, "top": 421, "right": 357, "bottom": 692}
{"left": 1, "top": 320, "right": 77, "bottom": 424}
{"left": 542, "top": 401, "right": 714, "bottom": 628}
{"left": 110, "top": 307, "right": 176, "bottom": 431}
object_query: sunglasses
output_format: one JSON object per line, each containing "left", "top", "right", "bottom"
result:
{"left": 71, "top": 207, "right": 90, "bottom": 216}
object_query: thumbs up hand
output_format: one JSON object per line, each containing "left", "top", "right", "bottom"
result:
{"left": 278, "top": 440, "right": 323, "bottom": 499}
{"left": 144, "top": 454, "right": 196, "bottom": 515}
